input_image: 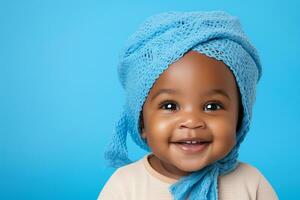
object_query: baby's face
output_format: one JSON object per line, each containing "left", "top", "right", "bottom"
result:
{"left": 140, "top": 51, "right": 240, "bottom": 178}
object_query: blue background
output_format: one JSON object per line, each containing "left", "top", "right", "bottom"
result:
{"left": 1, "top": 0, "right": 299, "bottom": 199}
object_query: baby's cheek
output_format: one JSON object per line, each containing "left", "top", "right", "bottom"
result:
{"left": 151, "top": 117, "right": 173, "bottom": 137}
{"left": 210, "top": 118, "right": 236, "bottom": 148}
{"left": 145, "top": 118, "right": 174, "bottom": 154}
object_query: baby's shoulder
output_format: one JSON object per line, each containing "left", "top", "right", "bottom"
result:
{"left": 99, "top": 160, "right": 145, "bottom": 199}
{"left": 220, "top": 161, "right": 265, "bottom": 185}
{"left": 235, "top": 161, "right": 263, "bottom": 176}
{"left": 109, "top": 159, "right": 146, "bottom": 183}
{"left": 219, "top": 162, "right": 279, "bottom": 199}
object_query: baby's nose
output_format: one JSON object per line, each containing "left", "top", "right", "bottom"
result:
{"left": 179, "top": 116, "right": 206, "bottom": 129}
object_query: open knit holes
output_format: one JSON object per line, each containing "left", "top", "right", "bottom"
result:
{"left": 177, "top": 20, "right": 186, "bottom": 27}
{"left": 201, "top": 19, "right": 227, "bottom": 29}
{"left": 143, "top": 49, "right": 153, "bottom": 60}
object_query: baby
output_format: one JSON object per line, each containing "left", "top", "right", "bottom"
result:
{"left": 98, "top": 11, "right": 278, "bottom": 200}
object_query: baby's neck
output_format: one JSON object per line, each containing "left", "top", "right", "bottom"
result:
{"left": 148, "top": 154, "right": 190, "bottom": 180}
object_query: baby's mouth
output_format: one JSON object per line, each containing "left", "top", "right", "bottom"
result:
{"left": 171, "top": 137, "right": 212, "bottom": 144}
{"left": 174, "top": 141, "right": 209, "bottom": 145}
{"left": 170, "top": 139, "right": 211, "bottom": 153}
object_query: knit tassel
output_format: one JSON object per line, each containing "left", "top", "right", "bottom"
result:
{"left": 188, "top": 166, "right": 219, "bottom": 200}
{"left": 169, "top": 164, "right": 218, "bottom": 200}
{"left": 169, "top": 147, "right": 239, "bottom": 200}
{"left": 104, "top": 106, "right": 132, "bottom": 168}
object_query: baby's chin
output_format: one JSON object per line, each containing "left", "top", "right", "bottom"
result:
{"left": 172, "top": 158, "right": 213, "bottom": 173}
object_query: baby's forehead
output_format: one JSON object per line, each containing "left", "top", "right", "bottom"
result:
{"left": 150, "top": 51, "right": 238, "bottom": 92}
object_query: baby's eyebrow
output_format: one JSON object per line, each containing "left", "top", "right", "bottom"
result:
{"left": 151, "top": 88, "right": 231, "bottom": 101}
{"left": 151, "top": 89, "right": 178, "bottom": 101}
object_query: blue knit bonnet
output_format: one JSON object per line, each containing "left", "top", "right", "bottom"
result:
{"left": 105, "top": 11, "right": 261, "bottom": 200}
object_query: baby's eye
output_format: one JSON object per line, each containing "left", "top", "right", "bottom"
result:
{"left": 159, "top": 101, "right": 179, "bottom": 111}
{"left": 204, "top": 102, "right": 223, "bottom": 111}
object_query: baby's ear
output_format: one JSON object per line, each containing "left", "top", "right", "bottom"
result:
{"left": 141, "top": 131, "right": 147, "bottom": 139}
{"left": 139, "top": 115, "right": 147, "bottom": 139}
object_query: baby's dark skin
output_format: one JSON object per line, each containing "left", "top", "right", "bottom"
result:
{"left": 140, "top": 51, "right": 241, "bottom": 180}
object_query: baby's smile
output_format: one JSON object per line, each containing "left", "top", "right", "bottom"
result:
{"left": 172, "top": 141, "right": 210, "bottom": 154}
{"left": 170, "top": 137, "right": 212, "bottom": 154}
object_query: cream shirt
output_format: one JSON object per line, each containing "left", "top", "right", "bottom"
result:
{"left": 98, "top": 153, "right": 278, "bottom": 200}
